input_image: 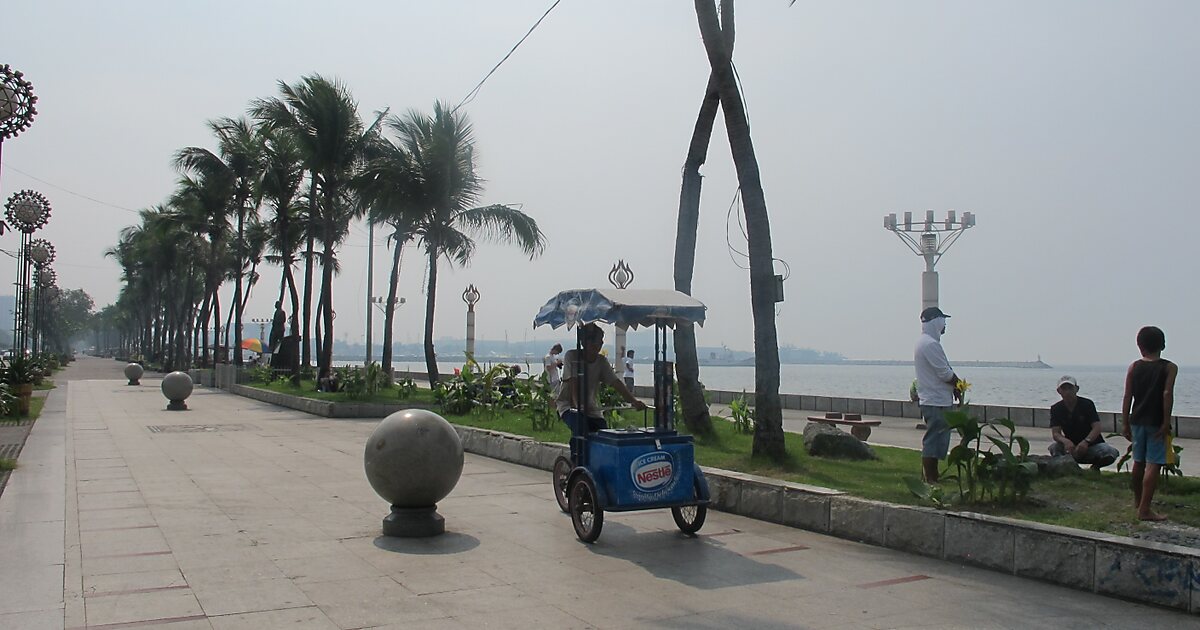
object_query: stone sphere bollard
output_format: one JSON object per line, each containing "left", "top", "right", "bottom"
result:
{"left": 160, "top": 371, "right": 193, "bottom": 411}
{"left": 124, "top": 363, "right": 144, "bottom": 386}
{"left": 364, "top": 409, "right": 464, "bottom": 537}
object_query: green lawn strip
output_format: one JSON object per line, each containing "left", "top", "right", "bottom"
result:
{"left": 443, "top": 406, "right": 1200, "bottom": 535}
{"left": 34, "top": 380, "right": 56, "bottom": 391}
{"left": 247, "top": 379, "right": 437, "bottom": 406}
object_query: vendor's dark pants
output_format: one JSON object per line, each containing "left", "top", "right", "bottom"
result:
{"left": 561, "top": 410, "right": 607, "bottom": 461}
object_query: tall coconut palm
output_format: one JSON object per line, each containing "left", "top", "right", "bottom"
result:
{"left": 671, "top": 0, "right": 735, "bottom": 439}
{"left": 170, "top": 169, "right": 234, "bottom": 366}
{"left": 695, "top": 0, "right": 785, "bottom": 459}
{"left": 357, "top": 133, "right": 421, "bottom": 374}
{"left": 388, "top": 102, "right": 546, "bottom": 386}
{"left": 258, "top": 127, "right": 306, "bottom": 339}
{"left": 252, "top": 75, "right": 381, "bottom": 381}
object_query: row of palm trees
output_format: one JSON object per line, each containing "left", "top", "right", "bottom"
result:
{"left": 105, "top": 74, "right": 545, "bottom": 384}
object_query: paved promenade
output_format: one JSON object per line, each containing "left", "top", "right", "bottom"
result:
{"left": 0, "top": 357, "right": 1190, "bottom": 628}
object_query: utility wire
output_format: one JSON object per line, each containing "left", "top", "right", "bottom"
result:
{"left": 454, "top": 0, "right": 563, "bottom": 113}
{"left": 6, "top": 165, "right": 140, "bottom": 214}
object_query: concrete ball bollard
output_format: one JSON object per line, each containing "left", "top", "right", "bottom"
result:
{"left": 124, "top": 363, "right": 144, "bottom": 386}
{"left": 161, "top": 371, "right": 193, "bottom": 411}
{"left": 364, "top": 409, "right": 464, "bottom": 537}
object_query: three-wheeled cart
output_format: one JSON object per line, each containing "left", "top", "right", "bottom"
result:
{"left": 533, "top": 288, "right": 711, "bottom": 543}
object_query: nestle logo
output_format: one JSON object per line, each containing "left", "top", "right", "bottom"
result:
{"left": 630, "top": 451, "right": 674, "bottom": 493}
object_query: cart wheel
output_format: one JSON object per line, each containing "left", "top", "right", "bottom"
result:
{"left": 552, "top": 456, "right": 572, "bottom": 513}
{"left": 568, "top": 475, "right": 603, "bottom": 543}
{"left": 672, "top": 503, "right": 707, "bottom": 535}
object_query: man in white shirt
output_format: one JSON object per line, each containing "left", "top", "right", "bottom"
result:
{"left": 555, "top": 324, "right": 645, "bottom": 433}
{"left": 914, "top": 306, "right": 962, "bottom": 483}
{"left": 543, "top": 343, "right": 563, "bottom": 389}
{"left": 623, "top": 349, "right": 635, "bottom": 391}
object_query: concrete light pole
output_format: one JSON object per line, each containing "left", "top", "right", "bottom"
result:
{"left": 883, "top": 210, "right": 976, "bottom": 310}
{"left": 462, "top": 285, "right": 480, "bottom": 358}
{"left": 607, "top": 260, "right": 634, "bottom": 371}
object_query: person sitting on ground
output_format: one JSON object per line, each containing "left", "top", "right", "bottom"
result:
{"left": 555, "top": 323, "right": 645, "bottom": 433}
{"left": 1049, "top": 375, "right": 1119, "bottom": 469}
{"left": 496, "top": 365, "right": 521, "bottom": 400}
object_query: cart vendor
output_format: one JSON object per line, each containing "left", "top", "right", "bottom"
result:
{"left": 556, "top": 323, "right": 646, "bottom": 432}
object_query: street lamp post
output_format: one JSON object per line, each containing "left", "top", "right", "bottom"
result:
{"left": 6, "top": 190, "right": 51, "bottom": 353}
{"left": 250, "top": 318, "right": 271, "bottom": 348}
{"left": 883, "top": 210, "right": 976, "bottom": 310}
{"left": 607, "top": 260, "right": 634, "bottom": 371}
{"left": 27, "top": 239, "right": 54, "bottom": 353}
{"left": 462, "top": 285, "right": 480, "bottom": 359}
{"left": 0, "top": 65, "right": 38, "bottom": 194}
{"left": 369, "top": 295, "right": 405, "bottom": 366}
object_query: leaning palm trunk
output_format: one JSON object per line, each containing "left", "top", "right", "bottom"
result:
{"left": 673, "top": 1, "right": 733, "bottom": 440}
{"left": 695, "top": 0, "right": 785, "bottom": 460}
{"left": 422, "top": 246, "right": 440, "bottom": 387}
{"left": 301, "top": 232, "right": 315, "bottom": 371}
{"left": 318, "top": 222, "right": 336, "bottom": 380}
{"left": 381, "top": 239, "right": 404, "bottom": 373}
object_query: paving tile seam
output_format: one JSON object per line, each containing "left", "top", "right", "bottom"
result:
{"left": 85, "top": 584, "right": 192, "bottom": 598}
{"left": 67, "top": 612, "right": 208, "bottom": 630}
{"left": 858, "top": 574, "right": 933, "bottom": 589}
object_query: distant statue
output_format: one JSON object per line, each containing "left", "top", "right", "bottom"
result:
{"left": 269, "top": 301, "right": 286, "bottom": 353}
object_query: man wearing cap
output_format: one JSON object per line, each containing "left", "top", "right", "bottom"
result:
{"left": 914, "top": 306, "right": 962, "bottom": 483}
{"left": 1050, "top": 375, "right": 1119, "bottom": 469}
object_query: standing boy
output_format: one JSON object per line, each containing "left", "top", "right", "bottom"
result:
{"left": 1121, "top": 326, "right": 1178, "bottom": 522}
{"left": 623, "top": 349, "right": 636, "bottom": 391}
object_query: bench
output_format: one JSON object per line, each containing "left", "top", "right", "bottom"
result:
{"left": 805, "top": 412, "right": 882, "bottom": 441}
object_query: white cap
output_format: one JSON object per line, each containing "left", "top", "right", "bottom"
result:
{"left": 1056, "top": 375, "right": 1078, "bottom": 390}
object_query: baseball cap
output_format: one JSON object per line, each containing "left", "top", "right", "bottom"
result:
{"left": 1056, "top": 375, "right": 1078, "bottom": 389}
{"left": 920, "top": 307, "right": 951, "bottom": 322}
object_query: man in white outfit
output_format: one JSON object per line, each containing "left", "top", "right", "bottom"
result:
{"left": 914, "top": 306, "right": 962, "bottom": 483}
{"left": 543, "top": 343, "right": 563, "bottom": 390}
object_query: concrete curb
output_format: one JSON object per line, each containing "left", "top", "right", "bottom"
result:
{"left": 444, "top": 425, "right": 1200, "bottom": 615}
{"left": 230, "top": 384, "right": 435, "bottom": 418}
{"left": 226, "top": 383, "right": 1200, "bottom": 614}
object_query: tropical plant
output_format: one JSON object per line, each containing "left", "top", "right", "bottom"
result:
{"left": 729, "top": 392, "right": 754, "bottom": 434}
{"left": 909, "top": 409, "right": 1038, "bottom": 506}
{"left": 385, "top": 102, "right": 545, "bottom": 386}
{"left": 513, "top": 373, "right": 557, "bottom": 432}
{"left": 395, "top": 377, "right": 418, "bottom": 400}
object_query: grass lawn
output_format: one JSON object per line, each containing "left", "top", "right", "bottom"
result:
{"left": 247, "top": 379, "right": 438, "bottom": 406}
{"left": 444, "top": 406, "right": 1200, "bottom": 537}
{"left": 34, "top": 380, "right": 56, "bottom": 391}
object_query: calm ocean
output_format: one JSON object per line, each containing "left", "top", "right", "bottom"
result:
{"left": 379, "top": 360, "right": 1199, "bottom": 417}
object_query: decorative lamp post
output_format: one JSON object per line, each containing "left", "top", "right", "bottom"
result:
{"left": 607, "top": 260, "right": 634, "bottom": 371}
{"left": 5, "top": 190, "right": 51, "bottom": 353}
{"left": 462, "top": 285, "right": 480, "bottom": 358}
{"left": 368, "top": 296, "right": 406, "bottom": 366}
{"left": 27, "top": 239, "right": 54, "bottom": 353}
{"left": 0, "top": 65, "right": 38, "bottom": 193}
{"left": 883, "top": 210, "right": 976, "bottom": 311}
{"left": 39, "top": 278, "right": 58, "bottom": 354}
{"left": 250, "top": 317, "right": 271, "bottom": 347}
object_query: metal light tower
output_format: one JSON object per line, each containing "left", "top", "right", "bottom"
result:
{"left": 6, "top": 190, "right": 51, "bottom": 353}
{"left": 27, "top": 239, "right": 54, "bottom": 352}
{"left": 0, "top": 65, "right": 38, "bottom": 194}
{"left": 883, "top": 210, "right": 976, "bottom": 310}
{"left": 462, "top": 285, "right": 480, "bottom": 358}
{"left": 607, "top": 260, "right": 634, "bottom": 371}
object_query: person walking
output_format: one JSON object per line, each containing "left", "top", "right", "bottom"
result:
{"left": 1121, "top": 326, "right": 1177, "bottom": 522}
{"left": 543, "top": 343, "right": 563, "bottom": 389}
{"left": 914, "top": 306, "right": 962, "bottom": 483}
{"left": 623, "top": 349, "right": 636, "bottom": 391}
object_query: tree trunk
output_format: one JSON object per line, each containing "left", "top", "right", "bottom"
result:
{"left": 233, "top": 199, "right": 246, "bottom": 366}
{"left": 673, "top": 0, "right": 734, "bottom": 439}
{"left": 302, "top": 178, "right": 318, "bottom": 371}
{"left": 318, "top": 217, "right": 336, "bottom": 381}
{"left": 695, "top": 0, "right": 785, "bottom": 460}
{"left": 423, "top": 246, "right": 440, "bottom": 387}
{"left": 381, "top": 236, "right": 404, "bottom": 374}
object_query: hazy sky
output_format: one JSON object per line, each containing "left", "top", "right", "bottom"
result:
{"left": 4, "top": 1, "right": 1198, "bottom": 365}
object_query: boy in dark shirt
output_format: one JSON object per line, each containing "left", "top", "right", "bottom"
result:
{"left": 1121, "top": 326, "right": 1178, "bottom": 522}
{"left": 1049, "top": 376, "right": 1118, "bottom": 469}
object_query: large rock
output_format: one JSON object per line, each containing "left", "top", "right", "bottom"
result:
{"left": 1030, "top": 454, "right": 1082, "bottom": 477}
{"left": 803, "top": 422, "right": 878, "bottom": 460}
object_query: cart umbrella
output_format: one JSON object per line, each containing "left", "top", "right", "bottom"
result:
{"left": 532, "top": 288, "right": 706, "bottom": 331}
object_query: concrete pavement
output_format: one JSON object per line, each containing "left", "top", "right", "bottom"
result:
{"left": 0, "top": 356, "right": 1191, "bottom": 628}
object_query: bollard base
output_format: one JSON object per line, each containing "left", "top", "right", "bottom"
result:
{"left": 167, "top": 400, "right": 188, "bottom": 411}
{"left": 128, "top": 380, "right": 140, "bottom": 386}
{"left": 382, "top": 505, "right": 444, "bottom": 537}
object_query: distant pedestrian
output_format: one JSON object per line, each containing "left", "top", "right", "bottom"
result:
{"left": 914, "top": 306, "right": 963, "bottom": 483}
{"left": 544, "top": 343, "right": 563, "bottom": 389}
{"left": 1121, "top": 326, "right": 1177, "bottom": 522}
{"left": 623, "top": 349, "right": 635, "bottom": 391}
{"left": 1048, "top": 375, "right": 1119, "bottom": 469}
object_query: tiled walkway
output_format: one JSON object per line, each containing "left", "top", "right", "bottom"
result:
{"left": 0, "top": 357, "right": 1191, "bottom": 628}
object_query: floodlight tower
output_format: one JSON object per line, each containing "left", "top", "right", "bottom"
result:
{"left": 883, "top": 210, "right": 976, "bottom": 310}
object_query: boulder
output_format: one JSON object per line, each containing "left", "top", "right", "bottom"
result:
{"left": 803, "top": 422, "right": 878, "bottom": 460}
{"left": 1029, "top": 454, "right": 1082, "bottom": 477}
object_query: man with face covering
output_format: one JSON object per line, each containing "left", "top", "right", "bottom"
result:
{"left": 556, "top": 323, "right": 646, "bottom": 434}
{"left": 914, "top": 306, "right": 963, "bottom": 483}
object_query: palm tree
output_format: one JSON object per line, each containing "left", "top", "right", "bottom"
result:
{"left": 176, "top": 117, "right": 264, "bottom": 366}
{"left": 388, "top": 102, "right": 546, "bottom": 386}
{"left": 671, "top": 0, "right": 735, "bottom": 439}
{"left": 695, "top": 0, "right": 785, "bottom": 459}
{"left": 258, "top": 127, "right": 306, "bottom": 340}
{"left": 170, "top": 169, "right": 234, "bottom": 366}
{"left": 252, "top": 75, "right": 381, "bottom": 381}
{"left": 357, "top": 133, "right": 421, "bottom": 374}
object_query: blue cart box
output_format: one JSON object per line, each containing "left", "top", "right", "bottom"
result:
{"left": 587, "top": 429, "right": 696, "bottom": 510}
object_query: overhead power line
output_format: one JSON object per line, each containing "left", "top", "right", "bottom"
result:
{"left": 454, "top": 0, "right": 563, "bottom": 113}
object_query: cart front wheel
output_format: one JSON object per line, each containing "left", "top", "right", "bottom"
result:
{"left": 552, "top": 456, "right": 572, "bottom": 513}
{"left": 568, "top": 475, "right": 603, "bottom": 543}
{"left": 672, "top": 503, "right": 707, "bottom": 535}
